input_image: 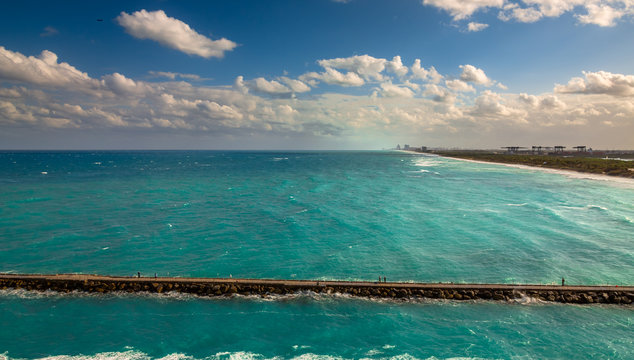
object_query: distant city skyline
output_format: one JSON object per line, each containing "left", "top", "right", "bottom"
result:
{"left": 1, "top": 0, "right": 633, "bottom": 149}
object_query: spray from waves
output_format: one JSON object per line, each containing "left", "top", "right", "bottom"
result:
{"left": 0, "top": 288, "right": 561, "bottom": 308}
{"left": 585, "top": 204, "right": 609, "bottom": 211}
{"left": 411, "top": 157, "right": 443, "bottom": 168}
{"left": 0, "top": 350, "right": 497, "bottom": 360}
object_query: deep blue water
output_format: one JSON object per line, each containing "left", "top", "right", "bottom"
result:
{"left": 1, "top": 151, "right": 633, "bottom": 359}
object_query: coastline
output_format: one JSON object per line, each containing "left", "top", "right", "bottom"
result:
{"left": 446, "top": 156, "right": 634, "bottom": 186}
{"left": 406, "top": 151, "right": 634, "bottom": 186}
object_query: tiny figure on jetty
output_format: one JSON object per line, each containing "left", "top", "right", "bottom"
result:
{"left": 378, "top": 276, "right": 381, "bottom": 283}
{"left": 562, "top": 277, "right": 565, "bottom": 286}
{"left": 383, "top": 276, "right": 386, "bottom": 283}
{"left": 154, "top": 273, "right": 157, "bottom": 278}
{"left": 137, "top": 272, "right": 140, "bottom": 278}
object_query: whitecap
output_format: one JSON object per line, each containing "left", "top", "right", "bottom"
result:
{"left": 586, "top": 204, "right": 608, "bottom": 211}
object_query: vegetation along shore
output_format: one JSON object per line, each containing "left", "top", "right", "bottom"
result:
{"left": 420, "top": 150, "right": 634, "bottom": 178}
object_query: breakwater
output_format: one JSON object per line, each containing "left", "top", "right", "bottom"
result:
{"left": 1, "top": 274, "right": 632, "bottom": 305}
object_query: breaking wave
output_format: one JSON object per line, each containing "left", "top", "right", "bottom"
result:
{"left": 0, "top": 350, "right": 497, "bottom": 360}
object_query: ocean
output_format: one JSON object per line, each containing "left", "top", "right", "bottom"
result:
{"left": 1, "top": 151, "right": 632, "bottom": 359}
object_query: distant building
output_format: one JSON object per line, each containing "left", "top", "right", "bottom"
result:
{"left": 502, "top": 146, "right": 524, "bottom": 154}
{"left": 403, "top": 144, "right": 410, "bottom": 150}
{"left": 396, "top": 144, "right": 401, "bottom": 150}
{"left": 420, "top": 146, "right": 427, "bottom": 151}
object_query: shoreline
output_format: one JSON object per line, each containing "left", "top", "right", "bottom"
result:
{"left": 406, "top": 151, "right": 634, "bottom": 186}
{"left": 446, "top": 156, "right": 634, "bottom": 186}
{"left": 1, "top": 273, "right": 632, "bottom": 305}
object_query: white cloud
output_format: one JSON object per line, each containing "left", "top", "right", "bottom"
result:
{"left": 379, "top": 82, "right": 416, "bottom": 97}
{"left": 424, "top": 84, "right": 456, "bottom": 103}
{"left": 103, "top": 73, "right": 152, "bottom": 96}
{"left": 0, "top": 47, "right": 98, "bottom": 89}
{"left": 411, "top": 59, "right": 443, "bottom": 83}
{"left": 519, "top": 93, "right": 565, "bottom": 109}
{"left": 385, "top": 56, "right": 409, "bottom": 78}
{"left": 425, "top": 0, "right": 634, "bottom": 27}
{"left": 317, "top": 55, "right": 387, "bottom": 81}
{"left": 2, "top": 45, "right": 633, "bottom": 148}
{"left": 467, "top": 22, "right": 489, "bottom": 31}
{"left": 116, "top": 9, "right": 237, "bottom": 58}
{"left": 280, "top": 77, "right": 311, "bottom": 93}
{"left": 423, "top": 0, "right": 505, "bottom": 20}
{"left": 501, "top": 3, "right": 544, "bottom": 22}
{"left": 471, "top": 90, "right": 519, "bottom": 118}
{"left": 301, "top": 68, "right": 365, "bottom": 87}
{"left": 577, "top": 3, "right": 625, "bottom": 26}
{"left": 555, "top": 71, "right": 634, "bottom": 96}
{"left": 249, "top": 78, "right": 292, "bottom": 95}
{"left": 459, "top": 64, "right": 492, "bottom": 85}
{"left": 446, "top": 79, "right": 476, "bottom": 92}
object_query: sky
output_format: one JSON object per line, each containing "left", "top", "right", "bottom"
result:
{"left": 1, "top": 0, "right": 633, "bottom": 150}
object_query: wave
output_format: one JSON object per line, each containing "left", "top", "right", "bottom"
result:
{"left": 0, "top": 288, "right": 556, "bottom": 308}
{"left": 585, "top": 204, "right": 608, "bottom": 211}
{"left": 445, "top": 157, "right": 634, "bottom": 188}
{"left": 0, "top": 350, "right": 497, "bottom": 360}
{"left": 412, "top": 158, "right": 442, "bottom": 168}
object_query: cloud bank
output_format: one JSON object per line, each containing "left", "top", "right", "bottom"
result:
{"left": 0, "top": 47, "right": 632, "bottom": 148}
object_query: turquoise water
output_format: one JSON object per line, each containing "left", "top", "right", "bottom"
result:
{"left": 1, "top": 151, "right": 633, "bottom": 359}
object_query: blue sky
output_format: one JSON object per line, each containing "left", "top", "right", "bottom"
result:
{"left": 1, "top": 0, "right": 633, "bottom": 149}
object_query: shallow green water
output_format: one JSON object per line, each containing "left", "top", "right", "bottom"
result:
{"left": 1, "top": 151, "right": 632, "bottom": 359}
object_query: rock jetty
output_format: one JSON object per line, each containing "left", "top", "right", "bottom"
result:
{"left": 1, "top": 274, "right": 632, "bottom": 305}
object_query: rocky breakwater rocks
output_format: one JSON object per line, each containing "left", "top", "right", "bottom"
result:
{"left": 0, "top": 275, "right": 632, "bottom": 305}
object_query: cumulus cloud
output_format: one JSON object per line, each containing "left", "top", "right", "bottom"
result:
{"left": 424, "top": 84, "right": 456, "bottom": 103}
{"left": 577, "top": 3, "right": 625, "bottom": 26}
{"left": 237, "top": 76, "right": 310, "bottom": 96}
{"left": 425, "top": 0, "right": 634, "bottom": 27}
{"left": 411, "top": 59, "right": 443, "bottom": 83}
{"left": 280, "top": 77, "right": 311, "bottom": 93}
{"left": 423, "top": 0, "right": 505, "bottom": 21}
{"left": 446, "top": 79, "right": 476, "bottom": 92}
{"left": 2, "top": 45, "right": 633, "bottom": 148}
{"left": 555, "top": 71, "right": 634, "bottom": 96}
{"left": 103, "top": 73, "right": 153, "bottom": 96}
{"left": 300, "top": 68, "right": 365, "bottom": 87}
{"left": 519, "top": 93, "right": 565, "bottom": 109}
{"left": 471, "top": 90, "right": 518, "bottom": 118}
{"left": 0, "top": 47, "right": 98, "bottom": 89}
{"left": 379, "top": 82, "right": 416, "bottom": 97}
{"left": 317, "top": 55, "right": 387, "bottom": 81}
{"left": 249, "top": 78, "right": 293, "bottom": 95}
{"left": 467, "top": 22, "right": 489, "bottom": 31}
{"left": 459, "top": 64, "right": 491, "bottom": 85}
{"left": 385, "top": 56, "right": 409, "bottom": 78}
{"left": 116, "top": 9, "right": 237, "bottom": 58}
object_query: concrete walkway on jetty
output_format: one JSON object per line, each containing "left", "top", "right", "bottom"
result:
{"left": 1, "top": 273, "right": 632, "bottom": 305}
